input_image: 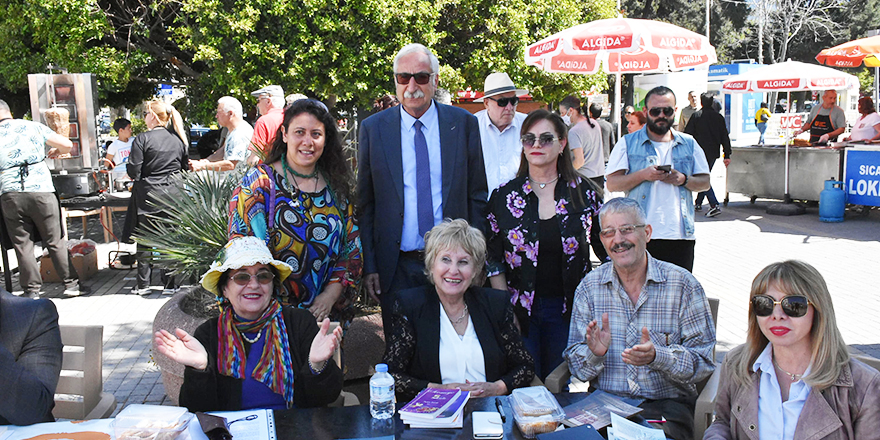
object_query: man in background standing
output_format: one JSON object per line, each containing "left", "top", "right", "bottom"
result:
{"left": 684, "top": 93, "right": 731, "bottom": 218}
{"left": 246, "top": 85, "right": 285, "bottom": 166}
{"left": 0, "top": 100, "right": 80, "bottom": 297}
{"left": 190, "top": 96, "right": 253, "bottom": 172}
{"left": 590, "top": 103, "right": 615, "bottom": 162}
{"left": 560, "top": 95, "right": 604, "bottom": 188}
{"left": 474, "top": 72, "right": 528, "bottom": 195}
{"left": 795, "top": 89, "right": 846, "bottom": 143}
{"left": 677, "top": 91, "right": 699, "bottom": 131}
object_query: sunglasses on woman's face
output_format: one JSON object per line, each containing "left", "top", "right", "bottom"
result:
{"left": 521, "top": 132, "right": 558, "bottom": 148}
{"left": 751, "top": 294, "right": 812, "bottom": 318}
{"left": 231, "top": 270, "right": 275, "bottom": 286}
{"left": 394, "top": 72, "right": 434, "bottom": 85}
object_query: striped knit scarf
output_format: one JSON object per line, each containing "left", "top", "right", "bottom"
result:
{"left": 216, "top": 299, "right": 295, "bottom": 403}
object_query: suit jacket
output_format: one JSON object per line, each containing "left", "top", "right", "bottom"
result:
{"left": 0, "top": 289, "right": 62, "bottom": 425}
{"left": 357, "top": 102, "right": 488, "bottom": 292}
{"left": 383, "top": 286, "right": 534, "bottom": 401}
{"left": 705, "top": 345, "right": 880, "bottom": 440}
{"left": 179, "top": 306, "right": 343, "bottom": 412}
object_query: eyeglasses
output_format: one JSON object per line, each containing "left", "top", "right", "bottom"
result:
{"left": 394, "top": 72, "right": 434, "bottom": 85}
{"left": 647, "top": 107, "right": 675, "bottom": 117}
{"left": 599, "top": 224, "right": 646, "bottom": 239}
{"left": 521, "top": 133, "right": 558, "bottom": 148}
{"left": 751, "top": 294, "right": 812, "bottom": 318}
{"left": 487, "top": 96, "right": 519, "bottom": 107}
{"left": 230, "top": 270, "right": 275, "bottom": 286}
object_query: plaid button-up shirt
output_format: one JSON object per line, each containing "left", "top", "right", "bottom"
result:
{"left": 564, "top": 253, "right": 716, "bottom": 400}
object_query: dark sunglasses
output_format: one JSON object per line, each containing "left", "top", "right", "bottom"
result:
{"left": 751, "top": 294, "right": 812, "bottom": 318}
{"left": 521, "top": 133, "right": 558, "bottom": 148}
{"left": 394, "top": 72, "right": 434, "bottom": 85}
{"left": 487, "top": 96, "right": 520, "bottom": 107}
{"left": 647, "top": 107, "right": 675, "bottom": 117}
{"left": 231, "top": 270, "right": 275, "bottom": 286}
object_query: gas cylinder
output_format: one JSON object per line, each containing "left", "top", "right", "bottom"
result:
{"left": 819, "top": 179, "right": 845, "bottom": 223}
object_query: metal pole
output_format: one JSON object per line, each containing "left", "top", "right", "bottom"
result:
{"left": 706, "top": 0, "right": 710, "bottom": 38}
{"left": 615, "top": 72, "right": 622, "bottom": 139}
{"left": 757, "top": 0, "right": 764, "bottom": 64}
{"left": 875, "top": 66, "right": 878, "bottom": 107}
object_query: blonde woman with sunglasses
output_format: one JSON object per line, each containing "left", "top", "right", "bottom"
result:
{"left": 705, "top": 260, "right": 880, "bottom": 439}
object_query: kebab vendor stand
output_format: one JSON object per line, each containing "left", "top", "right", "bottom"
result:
{"left": 720, "top": 61, "right": 860, "bottom": 213}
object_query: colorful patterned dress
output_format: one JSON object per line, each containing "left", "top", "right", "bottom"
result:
{"left": 229, "top": 164, "right": 361, "bottom": 320}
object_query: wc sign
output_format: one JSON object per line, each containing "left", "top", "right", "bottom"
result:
{"left": 779, "top": 115, "right": 802, "bottom": 129}
{"left": 845, "top": 150, "right": 880, "bottom": 206}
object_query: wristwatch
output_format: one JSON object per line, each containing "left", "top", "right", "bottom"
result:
{"left": 679, "top": 175, "right": 689, "bottom": 187}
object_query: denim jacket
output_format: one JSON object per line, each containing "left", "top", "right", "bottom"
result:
{"left": 623, "top": 128, "right": 698, "bottom": 239}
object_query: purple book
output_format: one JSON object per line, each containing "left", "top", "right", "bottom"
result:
{"left": 398, "top": 388, "right": 462, "bottom": 419}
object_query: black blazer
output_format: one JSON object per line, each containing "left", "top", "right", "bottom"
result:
{"left": 179, "top": 307, "right": 343, "bottom": 411}
{"left": 0, "top": 289, "right": 62, "bottom": 425}
{"left": 357, "top": 103, "right": 488, "bottom": 293}
{"left": 383, "top": 286, "right": 534, "bottom": 401}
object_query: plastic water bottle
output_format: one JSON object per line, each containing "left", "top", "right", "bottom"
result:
{"left": 370, "top": 363, "right": 395, "bottom": 419}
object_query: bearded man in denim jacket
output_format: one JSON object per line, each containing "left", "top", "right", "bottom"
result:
{"left": 605, "top": 86, "right": 711, "bottom": 272}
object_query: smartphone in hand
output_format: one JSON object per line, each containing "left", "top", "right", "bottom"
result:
{"left": 656, "top": 164, "right": 671, "bottom": 172}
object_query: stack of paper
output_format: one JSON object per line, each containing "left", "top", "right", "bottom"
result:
{"left": 398, "top": 388, "right": 471, "bottom": 428}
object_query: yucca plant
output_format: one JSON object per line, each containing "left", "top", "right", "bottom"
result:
{"left": 134, "top": 169, "right": 245, "bottom": 316}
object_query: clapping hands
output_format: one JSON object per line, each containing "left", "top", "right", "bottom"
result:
{"left": 622, "top": 327, "right": 656, "bottom": 366}
{"left": 586, "top": 317, "right": 656, "bottom": 366}
{"left": 586, "top": 313, "right": 611, "bottom": 357}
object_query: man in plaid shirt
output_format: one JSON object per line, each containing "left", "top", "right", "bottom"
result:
{"left": 564, "top": 197, "right": 715, "bottom": 440}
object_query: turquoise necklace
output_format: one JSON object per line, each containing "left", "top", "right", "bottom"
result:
{"left": 282, "top": 157, "right": 319, "bottom": 179}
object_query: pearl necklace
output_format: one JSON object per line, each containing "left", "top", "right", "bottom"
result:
{"left": 530, "top": 174, "right": 559, "bottom": 189}
{"left": 772, "top": 357, "right": 804, "bottom": 381}
{"left": 240, "top": 327, "right": 263, "bottom": 344}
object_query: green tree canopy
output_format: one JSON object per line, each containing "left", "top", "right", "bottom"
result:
{"left": 0, "top": 0, "right": 617, "bottom": 120}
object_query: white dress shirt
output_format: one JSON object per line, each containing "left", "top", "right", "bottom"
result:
{"left": 475, "top": 110, "right": 527, "bottom": 195}
{"left": 753, "top": 343, "right": 812, "bottom": 440}
{"left": 438, "top": 308, "right": 486, "bottom": 384}
{"left": 399, "top": 102, "right": 444, "bottom": 251}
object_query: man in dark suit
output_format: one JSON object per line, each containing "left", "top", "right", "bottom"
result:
{"left": 358, "top": 43, "right": 488, "bottom": 335}
{"left": 0, "top": 288, "right": 62, "bottom": 425}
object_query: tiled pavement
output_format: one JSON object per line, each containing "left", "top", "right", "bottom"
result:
{"left": 1, "top": 194, "right": 878, "bottom": 415}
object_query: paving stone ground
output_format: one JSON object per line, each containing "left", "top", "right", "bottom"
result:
{"left": 2, "top": 194, "right": 878, "bottom": 414}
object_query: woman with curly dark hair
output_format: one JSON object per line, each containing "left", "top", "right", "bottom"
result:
{"left": 229, "top": 99, "right": 362, "bottom": 324}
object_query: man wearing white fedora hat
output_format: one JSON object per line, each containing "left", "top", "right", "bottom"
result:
{"left": 474, "top": 72, "right": 529, "bottom": 194}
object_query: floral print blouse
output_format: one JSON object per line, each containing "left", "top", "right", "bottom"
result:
{"left": 486, "top": 175, "right": 602, "bottom": 324}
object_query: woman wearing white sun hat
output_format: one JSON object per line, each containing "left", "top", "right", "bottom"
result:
{"left": 155, "top": 236, "right": 343, "bottom": 411}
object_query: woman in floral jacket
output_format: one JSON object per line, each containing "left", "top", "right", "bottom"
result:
{"left": 487, "top": 109, "right": 603, "bottom": 380}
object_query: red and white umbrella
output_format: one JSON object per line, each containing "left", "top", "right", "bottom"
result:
{"left": 720, "top": 60, "right": 859, "bottom": 93}
{"left": 815, "top": 35, "right": 880, "bottom": 68}
{"left": 524, "top": 18, "right": 718, "bottom": 74}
